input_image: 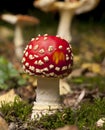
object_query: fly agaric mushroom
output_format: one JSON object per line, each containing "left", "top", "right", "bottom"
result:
{"left": 1, "top": 13, "right": 39, "bottom": 59}
{"left": 34, "top": 0, "right": 100, "bottom": 42}
{"left": 22, "top": 34, "right": 73, "bottom": 119}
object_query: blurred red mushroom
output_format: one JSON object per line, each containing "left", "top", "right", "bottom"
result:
{"left": 22, "top": 34, "right": 73, "bottom": 119}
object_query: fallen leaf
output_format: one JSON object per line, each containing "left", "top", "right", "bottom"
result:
{"left": 0, "top": 116, "right": 9, "bottom": 130}
{"left": 81, "top": 63, "right": 101, "bottom": 74}
{"left": 56, "top": 125, "right": 79, "bottom": 130}
{"left": 0, "top": 89, "right": 21, "bottom": 107}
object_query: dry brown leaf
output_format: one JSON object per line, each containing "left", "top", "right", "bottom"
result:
{"left": 0, "top": 89, "right": 21, "bottom": 107}
{"left": 0, "top": 116, "right": 9, "bottom": 130}
{"left": 81, "top": 63, "right": 101, "bottom": 74}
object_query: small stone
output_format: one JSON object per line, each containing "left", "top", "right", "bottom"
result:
{"left": 96, "top": 118, "right": 105, "bottom": 127}
{"left": 9, "top": 122, "right": 16, "bottom": 130}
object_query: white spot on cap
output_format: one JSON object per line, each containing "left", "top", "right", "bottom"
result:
{"left": 25, "top": 45, "right": 28, "bottom": 51}
{"left": 69, "top": 45, "right": 72, "bottom": 49}
{"left": 38, "top": 60, "right": 44, "bottom": 65}
{"left": 34, "top": 44, "right": 39, "bottom": 51}
{"left": 29, "top": 55, "right": 34, "bottom": 60}
{"left": 38, "top": 34, "right": 41, "bottom": 36}
{"left": 49, "top": 64, "right": 54, "bottom": 69}
{"left": 49, "top": 72, "right": 55, "bottom": 76}
{"left": 67, "top": 47, "right": 71, "bottom": 53}
{"left": 31, "top": 38, "right": 35, "bottom": 41}
{"left": 66, "top": 54, "right": 69, "bottom": 61}
{"left": 23, "top": 65, "right": 26, "bottom": 69}
{"left": 25, "top": 52, "right": 28, "bottom": 57}
{"left": 39, "top": 49, "right": 45, "bottom": 54}
{"left": 43, "top": 67, "right": 49, "bottom": 71}
{"left": 62, "top": 66, "right": 67, "bottom": 71}
{"left": 59, "top": 45, "right": 63, "bottom": 49}
{"left": 23, "top": 50, "right": 26, "bottom": 54}
{"left": 29, "top": 45, "right": 32, "bottom": 49}
{"left": 42, "top": 72, "right": 46, "bottom": 75}
{"left": 25, "top": 69, "right": 31, "bottom": 74}
{"left": 36, "top": 37, "right": 39, "bottom": 40}
{"left": 34, "top": 54, "right": 39, "bottom": 58}
{"left": 55, "top": 67, "right": 60, "bottom": 71}
{"left": 29, "top": 66, "right": 35, "bottom": 71}
{"left": 22, "top": 57, "right": 26, "bottom": 63}
{"left": 25, "top": 62, "right": 29, "bottom": 67}
{"left": 66, "top": 57, "right": 69, "bottom": 61}
{"left": 44, "top": 37, "right": 48, "bottom": 40}
{"left": 34, "top": 60, "right": 38, "bottom": 65}
{"left": 36, "top": 69, "right": 41, "bottom": 73}
{"left": 44, "top": 56, "right": 49, "bottom": 62}
{"left": 48, "top": 46, "right": 53, "bottom": 52}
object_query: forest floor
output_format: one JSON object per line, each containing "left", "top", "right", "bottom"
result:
{"left": 0, "top": 17, "right": 105, "bottom": 130}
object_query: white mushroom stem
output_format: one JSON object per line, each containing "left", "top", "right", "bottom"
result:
{"left": 36, "top": 77, "right": 60, "bottom": 105}
{"left": 55, "top": 0, "right": 88, "bottom": 42}
{"left": 14, "top": 24, "right": 24, "bottom": 59}
{"left": 31, "top": 77, "right": 62, "bottom": 119}
{"left": 57, "top": 10, "right": 74, "bottom": 42}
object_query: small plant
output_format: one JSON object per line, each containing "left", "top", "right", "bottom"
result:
{"left": 0, "top": 56, "right": 26, "bottom": 90}
{"left": 0, "top": 97, "right": 32, "bottom": 122}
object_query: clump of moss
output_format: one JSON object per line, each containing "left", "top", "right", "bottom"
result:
{"left": 0, "top": 97, "right": 32, "bottom": 122}
{"left": 0, "top": 96, "right": 105, "bottom": 130}
{"left": 30, "top": 97, "right": 105, "bottom": 130}
{"left": 76, "top": 98, "right": 105, "bottom": 130}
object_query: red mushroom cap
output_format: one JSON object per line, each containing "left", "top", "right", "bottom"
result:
{"left": 22, "top": 34, "right": 73, "bottom": 78}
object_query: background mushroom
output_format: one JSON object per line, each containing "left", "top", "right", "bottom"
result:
{"left": 1, "top": 13, "right": 40, "bottom": 60}
{"left": 34, "top": 0, "right": 100, "bottom": 42}
{"left": 22, "top": 34, "right": 73, "bottom": 119}
{"left": 34, "top": 0, "right": 100, "bottom": 95}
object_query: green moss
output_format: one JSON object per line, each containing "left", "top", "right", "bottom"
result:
{"left": 0, "top": 96, "right": 105, "bottom": 129}
{"left": 27, "top": 98, "right": 105, "bottom": 130}
{"left": 0, "top": 97, "right": 32, "bottom": 122}
{"left": 76, "top": 98, "right": 105, "bottom": 130}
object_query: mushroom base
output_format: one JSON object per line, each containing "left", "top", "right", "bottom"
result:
{"left": 31, "top": 102, "right": 62, "bottom": 119}
{"left": 31, "top": 77, "right": 62, "bottom": 120}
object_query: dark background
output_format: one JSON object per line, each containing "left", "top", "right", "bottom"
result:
{"left": 0, "top": 0, "right": 34, "bottom": 14}
{"left": 0, "top": 0, "right": 105, "bottom": 22}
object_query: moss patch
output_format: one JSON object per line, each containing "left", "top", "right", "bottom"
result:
{"left": 1, "top": 97, "right": 105, "bottom": 129}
